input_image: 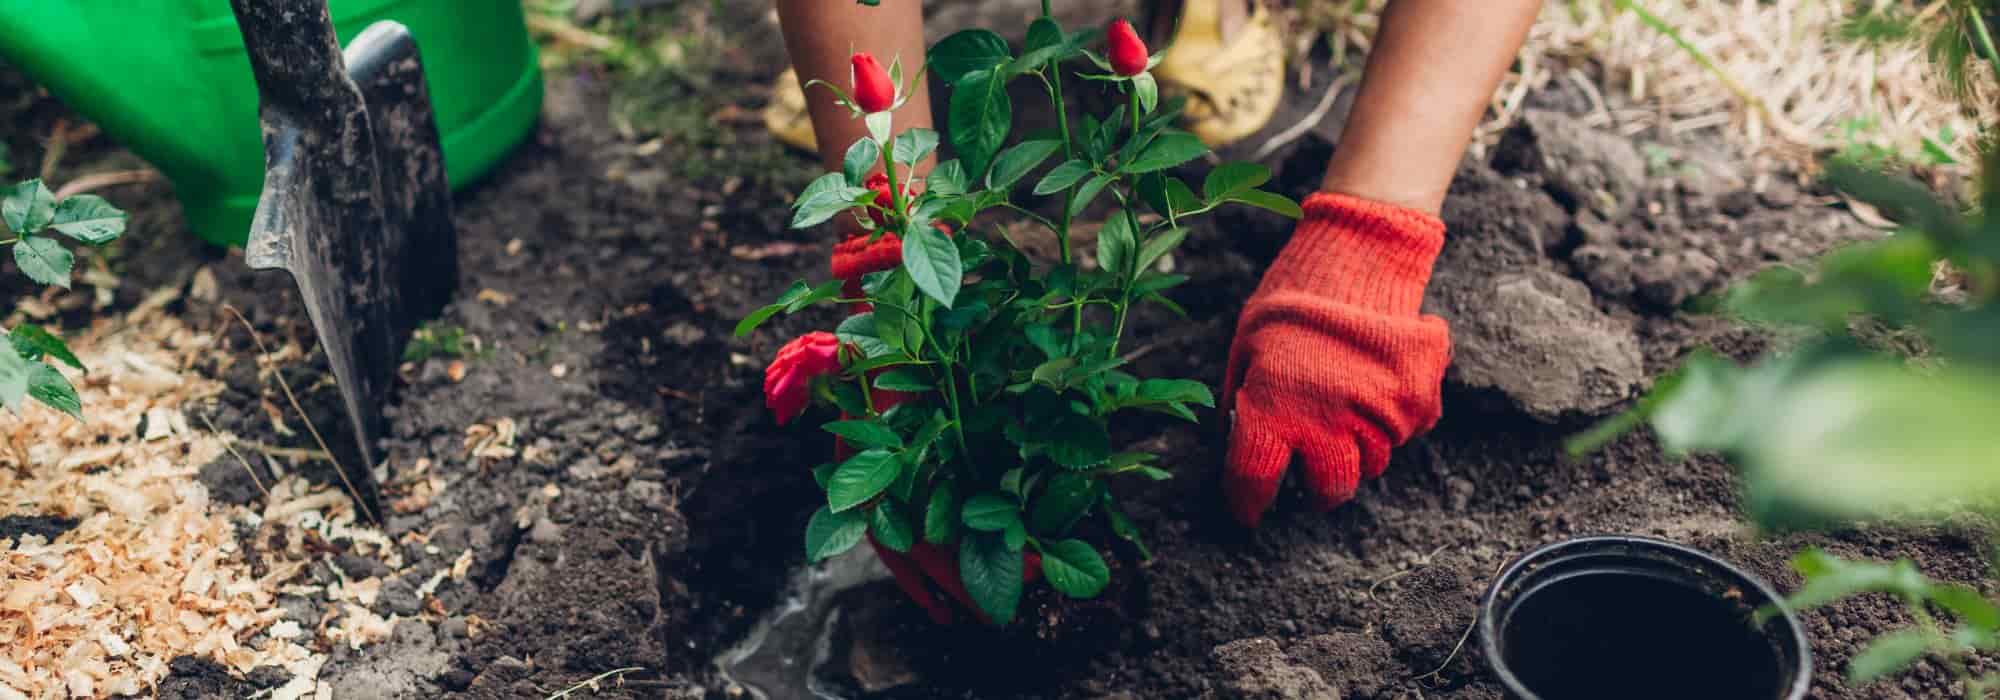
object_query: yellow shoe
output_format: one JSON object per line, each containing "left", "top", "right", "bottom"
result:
{"left": 1151, "top": 0, "right": 1286, "bottom": 148}
{"left": 764, "top": 67, "right": 819, "bottom": 152}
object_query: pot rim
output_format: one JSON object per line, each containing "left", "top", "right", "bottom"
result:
{"left": 1476, "top": 534, "right": 1813, "bottom": 700}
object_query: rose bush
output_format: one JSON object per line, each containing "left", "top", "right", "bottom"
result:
{"left": 744, "top": 9, "right": 1298, "bottom": 624}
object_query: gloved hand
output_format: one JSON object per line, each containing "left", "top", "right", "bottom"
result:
{"left": 1223, "top": 191, "right": 1452, "bottom": 527}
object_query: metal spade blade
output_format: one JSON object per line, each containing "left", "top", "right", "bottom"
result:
{"left": 231, "top": 0, "right": 459, "bottom": 518}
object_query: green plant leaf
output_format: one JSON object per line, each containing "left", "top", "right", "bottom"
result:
{"left": 3, "top": 179, "right": 54, "bottom": 234}
{"left": 1222, "top": 190, "right": 1303, "bottom": 219}
{"left": 1102, "top": 493, "right": 1151, "bottom": 560}
{"left": 1044, "top": 411, "right": 1112, "bottom": 469}
{"left": 929, "top": 29, "right": 1012, "bottom": 84}
{"left": 1131, "top": 72, "right": 1158, "bottom": 114}
{"left": 13, "top": 236, "right": 72, "bottom": 288}
{"left": 793, "top": 173, "right": 870, "bottom": 229}
{"left": 866, "top": 111, "right": 894, "bottom": 143}
{"left": 48, "top": 195, "right": 126, "bottom": 245}
{"left": 1203, "top": 162, "right": 1272, "bottom": 201}
{"left": 734, "top": 304, "right": 785, "bottom": 338}
{"left": 1783, "top": 550, "right": 1931, "bottom": 613}
{"left": 1097, "top": 212, "right": 1136, "bottom": 280}
{"left": 805, "top": 506, "right": 869, "bottom": 562}
{"left": 1135, "top": 226, "right": 1186, "bottom": 274}
{"left": 925, "top": 481, "right": 960, "bottom": 544}
{"left": 927, "top": 160, "right": 970, "bottom": 197}
{"left": 1121, "top": 131, "right": 1206, "bottom": 173}
{"left": 960, "top": 532, "right": 1023, "bottom": 624}
{"left": 828, "top": 449, "right": 902, "bottom": 512}
{"left": 27, "top": 363, "right": 80, "bottom": 419}
{"left": 1136, "top": 378, "right": 1214, "bottom": 406}
{"left": 1928, "top": 584, "right": 2000, "bottom": 628}
{"left": 948, "top": 68, "right": 1012, "bottom": 179}
{"left": 988, "top": 140, "right": 1063, "bottom": 191}
{"left": 1035, "top": 160, "right": 1093, "bottom": 196}
{"left": 901, "top": 224, "right": 962, "bottom": 307}
{"left": 874, "top": 368, "right": 932, "bottom": 392}
{"left": 824, "top": 419, "right": 904, "bottom": 449}
{"left": 1847, "top": 629, "right": 1932, "bottom": 684}
{"left": 893, "top": 128, "right": 940, "bottom": 167}
{"left": 0, "top": 336, "right": 32, "bottom": 412}
{"left": 870, "top": 500, "right": 916, "bottom": 552}
{"left": 843, "top": 138, "right": 881, "bottom": 186}
{"left": 836, "top": 312, "right": 895, "bottom": 357}
{"left": 1069, "top": 173, "right": 1112, "bottom": 218}
{"left": 785, "top": 280, "right": 848, "bottom": 312}
{"left": 961, "top": 492, "right": 1020, "bottom": 532}
{"left": 1029, "top": 472, "right": 1098, "bottom": 535}
{"left": 8, "top": 324, "right": 82, "bottom": 370}
{"left": 1039, "top": 539, "right": 1110, "bottom": 598}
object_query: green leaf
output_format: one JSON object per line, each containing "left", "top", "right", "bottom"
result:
{"left": 1069, "top": 173, "right": 1112, "bottom": 218}
{"left": 925, "top": 481, "right": 960, "bottom": 544}
{"left": 960, "top": 532, "right": 1023, "bottom": 624}
{"left": 1783, "top": 550, "right": 1931, "bottom": 613}
{"left": 805, "top": 506, "right": 869, "bottom": 562}
{"left": 1223, "top": 190, "right": 1303, "bottom": 219}
{"left": 1004, "top": 518, "right": 1028, "bottom": 551}
{"left": 1132, "top": 72, "right": 1158, "bottom": 114}
{"left": 733, "top": 304, "right": 785, "bottom": 337}
{"left": 1928, "top": 584, "right": 2000, "bottom": 628}
{"left": 785, "top": 280, "right": 848, "bottom": 312}
{"left": 893, "top": 128, "right": 940, "bottom": 167}
{"left": 1137, "top": 378, "right": 1215, "bottom": 406}
{"left": 1030, "top": 472, "right": 1098, "bottom": 535}
{"left": 988, "top": 140, "right": 1063, "bottom": 191}
{"left": 828, "top": 449, "right": 902, "bottom": 512}
{"left": 1204, "top": 162, "right": 1272, "bottom": 201}
{"left": 1035, "top": 160, "right": 1094, "bottom": 196}
{"left": 1847, "top": 629, "right": 1932, "bottom": 684}
{"left": 1030, "top": 357, "right": 1077, "bottom": 387}
{"left": 793, "top": 173, "right": 870, "bottom": 229}
{"left": 47, "top": 195, "right": 126, "bottom": 245}
{"left": 901, "top": 225, "right": 962, "bottom": 307}
{"left": 9, "top": 325, "right": 82, "bottom": 370}
{"left": 1122, "top": 131, "right": 1206, "bottom": 173}
{"left": 1039, "top": 539, "right": 1110, "bottom": 598}
{"left": 1097, "top": 212, "right": 1137, "bottom": 279}
{"left": 813, "top": 462, "right": 838, "bottom": 489}
{"left": 843, "top": 138, "right": 881, "bottom": 186}
{"left": 865, "top": 111, "right": 894, "bottom": 143}
{"left": 3, "top": 179, "right": 54, "bottom": 234}
{"left": 929, "top": 29, "right": 1012, "bottom": 84}
{"left": 999, "top": 467, "right": 1027, "bottom": 497}
{"left": 1045, "top": 411, "right": 1112, "bottom": 469}
{"left": 927, "top": 160, "right": 970, "bottom": 197}
{"left": 0, "top": 336, "right": 32, "bottom": 412}
{"left": 961, "top": 492, "right": 1020, "bottom": 531}
{"left": 874, "top": 368, "right": 932, "bottom": 392}
{"left": 1136, "top": 226, "right": 1186, "bottom": 274}
{"left": 14, "top": 236, "right": 73, "bottom": 288}
{"left": 870, "top": 500, "right": 916, "bottom": 553}
{"left": 823, "top": 419, "right": 904, "bottom": 449}
{"left": 27, "top": 363, "right": 80, "bottom": 419}
{"left": 836, "top": 312, "right": 895, "bottom": 357}
{"left": 948, "top": 68, "right": 1012, "bottom": 180}
{"left": 1103, "top": 493, "right": 1151, "bottom": 560}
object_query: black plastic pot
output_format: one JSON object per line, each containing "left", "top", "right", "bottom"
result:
{"left": 1478, "top": 535, "right": 1812, "bottom": 700}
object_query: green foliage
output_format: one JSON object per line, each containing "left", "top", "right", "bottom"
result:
{"left": 1761, "top": 550, "right": 2000, "bottom": 687}
{"left": 750, "top": 9, "right": 1298, "bottom": 626}
{"left": 2, "top": 179, "right": 124, "bottom": 418}
{"left": 403, "top": 323, "right": 476, "bottom": 362}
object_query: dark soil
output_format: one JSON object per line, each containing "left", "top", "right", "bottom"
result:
{"left": 6, "top": 3, "right": 1993, "bottom": 698}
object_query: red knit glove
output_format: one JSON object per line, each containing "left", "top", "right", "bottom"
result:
{"left": 1224, "top": 192, "right": 1452, "bottom": 527}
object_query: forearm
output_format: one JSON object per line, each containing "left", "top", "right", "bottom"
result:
{"left": 1321, "top": 0, "right": 1540, "bottom": 215}
{"left": 775, "top": 0, "right": 936, "bottom": 176}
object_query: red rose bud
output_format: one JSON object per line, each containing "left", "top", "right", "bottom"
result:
{"left": 1106, "top": 19, "right": 1148, "bottom": 76}
{"left": 851, "top": 52, "right": 895, "bottom": 113}
{"left": 862, "top": 172, "right": 923, "bottom": 227}
{"left": 764, "top": 332, "right": 843, "bottom": 426}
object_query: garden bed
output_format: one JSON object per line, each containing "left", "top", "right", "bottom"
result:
{"left": 4, "top": 3, "right": 1995, "bottom": 698}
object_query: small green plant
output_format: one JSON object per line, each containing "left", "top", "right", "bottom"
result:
{"left": 1571, "top": 4, "right": 2000, "bottom": 693}
{"left": 2, "top": 178, "right": 127, "bottom": 418}
{"left": 403, "top": 322, "right": 474, "bottom": 362}
{"left": 742, "top": 5, "right": 1298, "bottom": 624}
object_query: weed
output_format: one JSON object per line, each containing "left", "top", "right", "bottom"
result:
{"left": 1, "top": 178, "right": 126, "bottom": 418}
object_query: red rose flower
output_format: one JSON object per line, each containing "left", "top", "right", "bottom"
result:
{"left": 1106, "top": 19, "right": 1148, "bottom": 77}
{"left": 764, "top": 332, "right": 843, "bottom": 426}
{"left": 851, "top": 52, "right": 896, "bottom": 113}
{"left": 862, "top": 172, "right": 924, "bottom": 227}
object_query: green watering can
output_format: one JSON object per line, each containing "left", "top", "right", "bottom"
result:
{"left": 0, "top": 0, "right": 542, "bottom": 246}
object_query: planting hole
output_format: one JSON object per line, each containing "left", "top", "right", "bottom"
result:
{"left": 1500, "top": 570, "right": 1785, "bottom": 700}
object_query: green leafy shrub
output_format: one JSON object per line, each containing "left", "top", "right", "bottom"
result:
{"left": 740, "top": 8, "right": 1298, "bottom": 624}
{"left": 2, "top": 178, "right": 127, "bottom": 417}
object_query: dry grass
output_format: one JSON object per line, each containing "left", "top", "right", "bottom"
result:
{"left": 1295, "top": 0, "right": 1988, "bottom": 169}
